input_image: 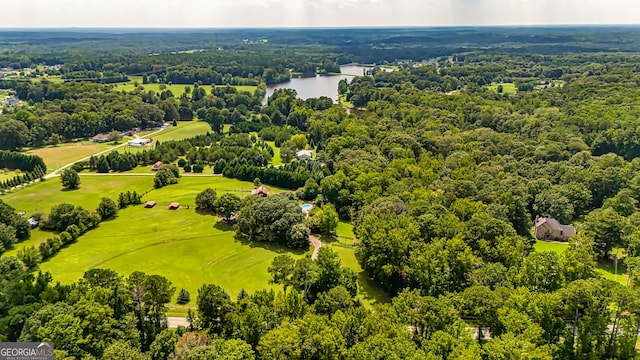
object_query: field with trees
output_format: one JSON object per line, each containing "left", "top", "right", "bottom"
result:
{"left": 3, "top": 27, "right": 640, "bottom": 359}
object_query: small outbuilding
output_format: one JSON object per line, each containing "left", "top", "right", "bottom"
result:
{"left": 296, "top": 149, "right": 313, "bottom": 160}
{"left": 534, "top": 216, "right": 575, "bottom": 242}
{"left": 168, "top": 202, "right": 180, "bottom": 210}
{"left": 152, "top": 161, "right": 163, "bottom": 171}
{"left": 27, "top": 217, "right": 39, "bottom": 228}
{"left": 251, "top": 186, "right": 268, "bottom": 197}
{"left": 144, "top": 201, "right": 157, "bottom": 208}
{"left": 128, "top": 138, "right": 151, "bottom": 147}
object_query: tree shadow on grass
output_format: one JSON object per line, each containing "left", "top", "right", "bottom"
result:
{"left": 596, "top": 257, "right": 628, "bottom": 284}
{"left": 60, "top": 187, "right": 81, "bottom": 192}
{"left": 233, "top": 231, "right": 307, "bottom": 256}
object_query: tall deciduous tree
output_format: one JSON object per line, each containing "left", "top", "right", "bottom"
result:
{"left": 61, "top": 168, "right": 80, "bottom": 189}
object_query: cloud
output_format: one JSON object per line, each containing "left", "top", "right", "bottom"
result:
{"left": 0, "top": 0, "right": 639, "bottom": 28}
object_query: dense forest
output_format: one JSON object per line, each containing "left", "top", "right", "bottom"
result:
{"left": 3, "top": 27, "right": 640, "bottom": 359}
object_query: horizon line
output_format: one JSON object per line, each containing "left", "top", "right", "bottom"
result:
{"left": 0, "top": 24, "right": 639, "bottom": 31}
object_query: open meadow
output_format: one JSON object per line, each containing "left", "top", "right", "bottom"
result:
{"left": 113, "top": 76, "right": 257, "bottom": 95}
{"left": 1, "top": 174, "right": 387, "bottom": 309}
{"left": 26, "top": 141, "right": 114, "bottom": 170}
{"left": 488, "top": 83, "right": 517, "bottom": 94}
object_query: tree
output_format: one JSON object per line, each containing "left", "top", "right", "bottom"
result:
{"left": 149, "top": 329, "right": 178, "bottom": 360}
{"left": 195, "top": 188, "right": 217, "bottom": 213}
{"left": 0, "top": 120, "right": 30, "bottom": 150}
{"left": 236, "top": 194, "right": 307, "bottom": 248}
{"left": 108, "top": 130, "right": 123, "bottom": 142}
{"left": 315, "top": 205, "right": 339, "bottom": 235}
{"left": 154, "top": 165, "right": 180, "bottom": 188}
{"left": 215, "top": 193, "right": 242, "bottom": 222}
{"left": 102, "top": 341, "right": 150, "bottom": 360}
{"left": 61, "top": 168, "right": 80, "bottom": 189}
{"left": 97, "top": 197, "right": 118, "bottom": 220}
{"left": 186, "top": 339, "right": 254, "bottom": 360}
{"left": 583, "top": 208, "right": 628, "bottom": 257}
{"left": 177, "top": 288, "right": 191, "bottom": 305}
{"left": 197, "top": 284, "right": 233, "bottom": 335}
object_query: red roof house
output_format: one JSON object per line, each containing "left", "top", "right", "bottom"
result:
{"left": 251, "top": 186, "right": 268, "bottom": 197}
{"left": 152, "top": 161, "right": 163, "bottom": 171}
{"left": 168, "top": 202, "right": 180, "bottom": 210}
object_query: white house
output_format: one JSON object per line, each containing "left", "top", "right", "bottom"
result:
{"left": 296, "top": 149, "right": 313, "bottom": 160}
{"left": 128, "top": 138, "right": 151, "bottom": 147}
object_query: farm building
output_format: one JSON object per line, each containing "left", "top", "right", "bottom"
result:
{"left": 251, "top": 186, "right": 268, "bottom": 197}
{"left": 534, "top": 216, "right": 575, "bottom": 241}
{"left": 144, "top": 201, "right": 157, "bottom": 208}
{"left": 168, "top": 202, "right": 180, "bottom": 210}
{"left": 152, "top": 161, "right": 163, "bottom": 171}
{"left": 296, "top": 149, "right": 313, "bottom": 160}
{"left": 91, "top": 133, "right": 110, "bottom": 143}
{"left": 127, "top": 138, "right": 151, "bottom": 147}
{"left": 27, "top": 217, "right": 39, "bottom": 228}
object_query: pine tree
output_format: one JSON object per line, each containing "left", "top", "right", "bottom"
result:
{"left": 118, "top": 193, "right": 127, "bottom": 209}
{"left": 176, "top": 288, "right": 191, "bottom": 304}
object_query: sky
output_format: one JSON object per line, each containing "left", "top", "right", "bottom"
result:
{"left": 1, "top": 0, "right": 639, "bottom": 28}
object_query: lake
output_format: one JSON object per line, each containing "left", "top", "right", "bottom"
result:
{"left": 263, "top": 65, "right": 390, "bottom": 104}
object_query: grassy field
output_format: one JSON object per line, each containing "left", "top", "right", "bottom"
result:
{"left": 533, "top": 240, "right": 628, "bottom": 285}
{"left": 325, "top": 242, "right": 390, "bottom": 307}
{"left": 488, "top": 83, "right": 517, "bottom": 94}
{"left": 27, "top": 142, "right": 114, "bottom": 170}
{"left": 0, "top": 170, "right": 19, "bottom": 181}
{"left": 113, "top": 77, "right": 256, "bottom": 95}
{"left": 1, "top": 172, "right": 389, "bottom": 309}
{"left": 532, "top": 240, "right": 568, "bottom": 254}
{"left": 1, "top": 175, "right": 153, "bottom": 216}
{"left": 265, "top": 141, "right": 282, "bottom": 166}
{"left": 148, "top": 121, "right": 212, "bottom": 143}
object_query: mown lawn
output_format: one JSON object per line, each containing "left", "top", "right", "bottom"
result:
{"left": 323, "top": 239, "right": 390, "bottom": 308}
{"left": 532, "top": 240, "right": 568, "bottom": 254}
{"left": 1, "top": 175, "right": 153, "bottom": 215}
{"left": 39, "top": 206, "right": 303, "bottom": 305}
{"left": 265, "top": 141, "right": 282, "bottom": 166}
{"left": 488, "top": 83, "right": 517, "bottom": 94}
{"left": 147, "top": 121, "right": 212, "bottom": 143}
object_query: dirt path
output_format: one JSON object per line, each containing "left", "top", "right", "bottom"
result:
{"left": 309, "top": 235, "right": 322, "bottom": 260}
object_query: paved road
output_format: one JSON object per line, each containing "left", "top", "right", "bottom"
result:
{"left": 43, "top": 128, "right": 167, "bottom": 179}
{"left": 168, "top": 317, "right": 190, "bottom": 328}
{"left": 309, "top": 235, "right": 322, "bottom": 260}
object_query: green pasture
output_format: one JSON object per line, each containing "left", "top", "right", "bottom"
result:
{"left": 488, "top": 83, "right": 517, "bottom": 94}
{"left": 146, "top": 121, "right": 212, "bottom": 143}
{"left": 113, "top": 77, "right": 256, "bottom": 95}
{"left": 2, "top": 173, "right": 387, "bottom": 308}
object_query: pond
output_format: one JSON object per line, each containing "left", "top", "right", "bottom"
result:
{"left": 263, "top": 65, "right": 392, "bottom": 104}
